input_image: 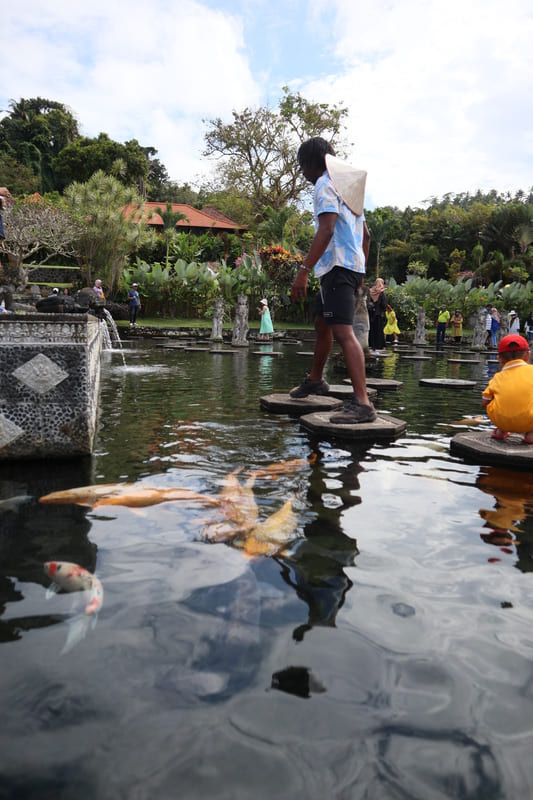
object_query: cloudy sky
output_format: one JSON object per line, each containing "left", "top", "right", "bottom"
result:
{"left": 1, "top": 0, "right": 532, "bottom": 209}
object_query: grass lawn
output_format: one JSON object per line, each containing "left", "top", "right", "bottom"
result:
{"left": 116, "top": 317, "right": 315, "bottom": 331}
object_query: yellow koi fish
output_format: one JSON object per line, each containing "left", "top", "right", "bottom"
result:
{"left": 235, "top": 498, "right": 299, "bottom": 558}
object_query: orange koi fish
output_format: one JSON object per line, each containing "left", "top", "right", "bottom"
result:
{"left": 39, "top": 483, "right": 134, "bottom": 506}
{"left": 91, "top": 487, "right": 221, "bottom": 510}
{"left": 249, "top": 454, "right": 317, "bottom": 480}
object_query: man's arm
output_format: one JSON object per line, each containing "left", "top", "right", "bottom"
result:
{"left": 290, "top": 212, "right": 337, "bottom": 302}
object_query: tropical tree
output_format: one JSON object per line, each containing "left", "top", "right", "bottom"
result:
{"left": 0, "top": 98, "right": 80, "bottom": 193}
{"left": 154, "top": 202, "right": 189, "bottom": 268}
{"left": 203, "top": 88, "right": 349, "bottom": 215}
{"left": 1, "top": 194, "right": 84, "bottom": 286}
{"left": 54, "top": 133, "right": 150, "bottom": 193}
{"left": 64, "top": 171, "right": 149, "bottom": 291}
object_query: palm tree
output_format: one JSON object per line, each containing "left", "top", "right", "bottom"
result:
{"left": 155, "top": 202, "right": 189, "bottom": 267}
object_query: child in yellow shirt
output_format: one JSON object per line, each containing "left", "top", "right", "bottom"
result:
{"left": 482, "top": 334, "right": 533, "bottom": 443}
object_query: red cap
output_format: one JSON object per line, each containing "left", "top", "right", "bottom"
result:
{"left": 498, "top": 334, "right": 529, "bottom": 353}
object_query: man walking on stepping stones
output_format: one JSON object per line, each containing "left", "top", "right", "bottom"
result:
{"left": 289, "top": 137, "right": 376, "bottom": 424}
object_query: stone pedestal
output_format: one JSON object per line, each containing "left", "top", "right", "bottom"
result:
{"left": 0, "top": 314, "right": 102, "bottom": 459}
{"left": 211, "top": 297, "right": 224, "bottom": 341}
{"left": 232, "top": 294, "right": 249, "bottom": 347}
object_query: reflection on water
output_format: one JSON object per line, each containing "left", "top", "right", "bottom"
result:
{"left": 2, "top": 340, "right": 533, "bottom": 798}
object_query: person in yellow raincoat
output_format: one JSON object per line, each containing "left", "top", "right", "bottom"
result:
{"left": 383, "top": 304, "right": 400, "bottom": 344}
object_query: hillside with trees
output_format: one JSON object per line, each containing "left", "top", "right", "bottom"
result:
{"left": 0, "top": 94, "right": 532, "bottom": 320}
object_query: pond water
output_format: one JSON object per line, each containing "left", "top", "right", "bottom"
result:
{"left": 2, "top": 338, "right": 533, "bottom": 800}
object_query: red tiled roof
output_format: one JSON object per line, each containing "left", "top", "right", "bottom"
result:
{"left": 123, "top": 202, "right": 244, "bottom": 231}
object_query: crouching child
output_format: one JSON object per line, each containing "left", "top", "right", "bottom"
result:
{"left": 482, "top": 334, "right": 533, "bottom": 443}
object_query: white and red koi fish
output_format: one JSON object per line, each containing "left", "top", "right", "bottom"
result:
{"left": 44, "top": 561, "right": 104, "bottom": 615}
{"left": 44, "top": 561, "right": 104, "bottom": 653}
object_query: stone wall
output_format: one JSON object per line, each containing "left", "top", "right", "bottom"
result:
{"left": 0, "top": 314, "right": 102, "bottom": 459}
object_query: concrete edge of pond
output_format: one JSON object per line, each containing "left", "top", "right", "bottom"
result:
{"left": 450, "top": 430, "right": 533, "bottom": 469}
{"left": 299, "top": 412, "right": 407, "bottom": 440}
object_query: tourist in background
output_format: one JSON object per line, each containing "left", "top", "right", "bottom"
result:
{"left": 258, "top": 298, "right": 274, "bottom": 341}
{"left": 484, "top": 303, "right": 493, "bottom": 347}
{"left": 128, "top": 283, "right": 141, "bottom": 325}
{"left": 451, "top": 309, "right": 463, "bottom": 344}
{"left": 490, "top": 306, "right": 501, "bottom": 348}
{"left": 524, "top": 311, "right": 533, "bottom": 344}
{"left": 383, "top": 304, "right": 400, "bottom": 344}
{"left": 508, "top": 310, "right": 520, "bottom": 334}
{"left": 93, "top": 279, "right": 105, "bottom": 301}
{"left": 436, "top": 304, "right": 450, "bottom": 344}
{"left": 368, "top": 278, "right": 387, "bottom": 351}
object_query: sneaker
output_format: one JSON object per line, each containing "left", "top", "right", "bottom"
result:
{"left": 330, "top": 395, "right": 377, "bottom": 425}
{"left": 289, "top": 374, "right": 330, "bottom": 398}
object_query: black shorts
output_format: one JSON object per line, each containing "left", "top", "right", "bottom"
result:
{"left": 313, "top": 267, "right": 363, "bottom": 325}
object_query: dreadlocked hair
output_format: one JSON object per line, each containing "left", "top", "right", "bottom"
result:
{"left": 297, "top": 137, "right": 336, "bottom": 171}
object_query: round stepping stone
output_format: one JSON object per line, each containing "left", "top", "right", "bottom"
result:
{"left": 368, "top": 351, "right": 393, "bottom": 358}
{"left": 279, "top": 338, "right": 302, "bottom": 345}
{"left": 260, "top": 393, "right": 342, "bottom": 415}
{"left": 343, "top": 377, "right": 402, "bottom": 390}
{"left": 327, "top": 384, "right": 377, "bottom": 401}
{"left": 364, "top": 377, "right": 403, "bottom": 390}
{"left": 447, "top": 358, "right": 480, "bottom": 364}
{"left": 419, "top": 378, "right": 477, "bottom": 388}
{"left": 299, "top": 412, "right": 407, "bottom": 440}
{"left": 450, "top": 430, "right": 533, "bottom": 468}
{"left": 209, "top": 349, "right": 244, "bottom": 354}
{"left": 296, "top": 351, "right": 315, "bottom": 356}
{"left": 252, "top": 350, "right": 283, "bottom": 357}
{"left": 183, "top": 346, "right": 211, "bottom": 352}
{"left": 401, "top": 355, "right": 431, "bottom": 361}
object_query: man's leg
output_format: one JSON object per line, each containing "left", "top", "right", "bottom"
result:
{"left": 308, "top": 315, "right": 333, "bottom": 382}
{"left": 332, "top": 323, "right": 371, "bottom": 406}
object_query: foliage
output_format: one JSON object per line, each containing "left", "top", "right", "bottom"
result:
{"left": 64, "top": 171, "right": 148, "bottom": 291}
{"left": 0, "top": 98, "right": 80, "bottom": 193}
{"left": 1, "top": 195, "right": 84, "bottom": 286}
{"left": 0, "top": 153, "right": 40, "bottom": 195}
{"left": 53, "top": 134, "right": 150, "bottom": 193}
{"left": 203, "top": 88, "right": 349, "bottom": 215}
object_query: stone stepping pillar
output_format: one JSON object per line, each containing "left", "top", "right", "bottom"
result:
{"left": 451, "top": 430, "right": 533, "bottom": 469}
{"left": 345, "top": 377, "right": 403, "bottom": 390}
{"left": 447, "top": 358, "right": 481, "bottom": 364}
{"left": 260, "top": 393, "right": 342, "bottom": 415}
{"left": 419, "top": 378, "right": 477, "bottom": 388}
{"left": 300, "top": 412, "right": 407, "bottom": 441}
{"left": 326, "top": 384, "right": 377, "bottom": 401}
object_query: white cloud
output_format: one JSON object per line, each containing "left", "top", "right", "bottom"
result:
{"left": 0, "top": 0, "right": 261, "bottom": 183}
{"left": 305, "top": 0, "right": 533, "bottom": 207}
{"left": 1, "top": 0, "right": 532, "bottom": 207}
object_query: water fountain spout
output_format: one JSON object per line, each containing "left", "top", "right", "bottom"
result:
{"left": 102, "top": 308, "right": 126, "bottom": 366}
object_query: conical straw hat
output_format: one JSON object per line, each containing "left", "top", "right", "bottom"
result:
{"left": 325, "top": 154, "right": 367, "bottom": 216}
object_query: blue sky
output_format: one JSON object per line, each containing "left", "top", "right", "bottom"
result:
{"left": 1, "top": 0, "right": 532, "bottom": 210}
